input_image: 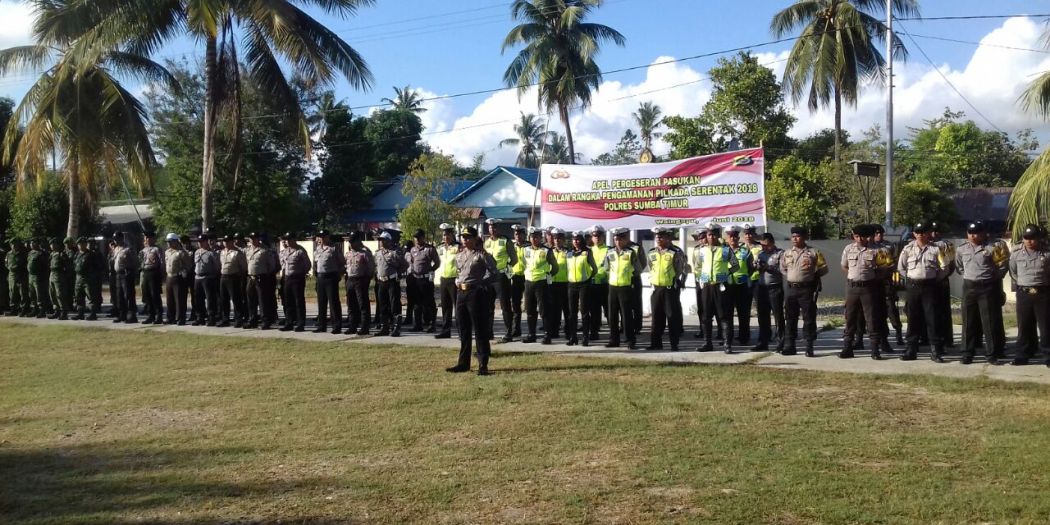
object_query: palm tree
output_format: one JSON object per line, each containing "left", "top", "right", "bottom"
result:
{"left": 1, "top": 23, "right": 176, "bottom": 237}
{"left": 1009, "top": 26, "right": 1050, "bottom": 239}
{"left": 770, "top": 0, "right": 918, "bottom": 162}
{"left": 542, "top": 132, "right": 575, "bottom": 164}
{"left": 502, "top": 0, "right": 625, "bottom": 164}
{"left": 499, "top": 112, "right": 548, "bottom": 168}
{"left": 383, "top": 85, "right": 427, "bottom": 114}
{"left": 632, "top": 101, "right": 663, "bottom": 152}
{"left": 38, "top": 0, "right": 375, "bottom": 229}
{"left": 308, "top": 91, "right": 339, "bottom": 139}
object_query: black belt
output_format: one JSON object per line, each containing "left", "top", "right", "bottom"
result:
{"left": 964, "top": 279, "right": 997, "bottom": 286}
{"left": 759, "top": 281, "right": 783, "bottom": 287}
{"left": 787, "top": 281, "right": 815, "bottom": 288}
{"left": 907, "top": 279, "right": 937, "bottom": 286}
{"left": 1018, "top": 285, "right": 1050, "bottom": 295}
{"left": 458, "top": 282, "right": 478, "bottom": 291}
{"left": 848, "top": 280, "right": 878, "bottom": 288}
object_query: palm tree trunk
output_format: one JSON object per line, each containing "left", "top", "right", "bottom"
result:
{"left": 67, "top": 150, "right": 80, "bottom": 238}
{"left": 201, "top": 35, "right": 218, "bottom": 231}
{"left": 834, "top": 85, "right": 842, "bottom": 163}
{"left": 559, "top": 103, "right": 575, "bottom": 165}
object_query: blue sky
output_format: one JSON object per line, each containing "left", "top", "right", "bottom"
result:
{"left": 1, "top": 0, "right": 1049, "bottom": 166}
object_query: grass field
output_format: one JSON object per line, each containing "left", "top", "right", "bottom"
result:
{"left": 3, "top": 324, "right": 1050, "bottom": 524}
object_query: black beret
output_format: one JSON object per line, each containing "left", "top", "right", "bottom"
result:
{"left": 144, "top": 230, "right": 157, "bottom": 238}
{"left": 790, "top": 226, "right": 808, "bottom": 236}
{"left": 913, "top": 222, "right": 930, "bottom": 234}
{"left": 966, "top": 221, "right": 986, "bottom": 234}
{"left": 852, "top": 224, "right": 873, "bottom": 237}
{"left": 930, "top": 222, "right": 941, "bottom": 233}
{"left": 349, "top": 231, "right": 363, "bottom": 242}
{"left": 112, "top": 231, "right": 125, "bottom": 240}
{"left": 761, "top": 233, "right": 775, "bottom": 242}
{"left": 872, "top": 224, "right": 885, "bottom": 235}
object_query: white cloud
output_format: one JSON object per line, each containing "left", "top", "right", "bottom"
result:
{"left": 0, "top": 1, "right": 34, "bottom": 49}
{"left": 419, "top": 17, "right": 1049, "bottom": 167}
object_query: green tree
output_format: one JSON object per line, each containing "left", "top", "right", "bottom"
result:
{"left": 41, "top": 0, "right": 375, "bottom": 229}
{"left": 765, "top": 154, "right": 842, "bottom": 236}
{"left": 309, "top": 101, "right": 376, "bottom": 227}
{"left": 702, "top": 52, "right": 796, "bottom": 152}
{"left": 0, "top": 96, "right": 14, "bottom": 234}
{"left": 9, "top": 175, "right": 97, "bottom": 239}
{"left": 397, "top": 154, "right": 465, "bottom": 238}
{"left": 383, "top": 85, "right": 427, "bottom": 114}
{"left": 365, "top": 108, "right": 426, "bottom": 179}
{"left": 662, "top": 115, "right": 717, "bottom": 160}
{"left": 1010, "top": 25, "right": 1050, "bottom": 239}
{"left": 796, "top": 128, "right": 851, "bottom": 164}
{"left": 592, "top": 129, "right": 642, "bottom": 165}
{"left": 502, "top": 0, "right": 626, "bottom": 164}
{"left": 632, "top": 101, "right": 663, "bottom": 153}
{"left": 542, "top": 132, "right": 575, "bottom": 164}
{"left": 500, "top": 113, "right": 549, "bottom": 169}
{"left": 892, "top": 180, "right": 956, "bottom": 228}
{"left": 771, "top": 0, "right": 918, "bottom": 161}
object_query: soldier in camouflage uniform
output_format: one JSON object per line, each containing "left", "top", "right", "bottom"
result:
{"left": 47, "top": 238, "right": 73, "bottom": 320}
{"left": 8, "top": 239, "right": 30, "bottom": 316}
{"left": 27, "top": 238, "right": 51, "bottom": 317}
{"left": 73, "top": 237, "right": 103, "bottom": 320}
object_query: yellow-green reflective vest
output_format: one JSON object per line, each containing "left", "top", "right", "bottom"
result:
{"left": 524, "top": 246, "right": 551, "bottom": 282}
{"left": 485, "top": 237, "right": 510, "bottom": 270}
{"left": 748, "top": 244, "right": 762, "bottom": 282}
{"left": 731, "top": 246, "right": 750, "bottom": 284}
{"left": 608, "top": 249, "right": 635, "bottom": 287}
{"left": 552, "top": 248, "right": 568, "bottom": 282}
{"left": 437, "top": 244, "right": 459, "bottom": 279}
{"left": 698, "top": 245, "right": 731, "bottom": 284}
{"left": 590, "top": 244, "right": 609, "bottom": 284}
{"left": 566, "top": 250, "right": 593, "bottom": 283}
{"left": 648, "top": 248, "right": 679, "bottom": 287}
{"left": 511, "top": 244, "right": 526, "bottom": 276}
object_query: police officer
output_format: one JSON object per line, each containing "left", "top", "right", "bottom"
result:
{"left": 955, "top": 221, "right": 1009, "bottom": 364}
{"left": 0, "top": 235, "right": 7, "bottom": 315}
{"left": 446, "top": 226, "right": 499, "bottom": 376}
{"left": 648, "top": 226, "right": 686, "bottom": 351}
{"left": 897, "top": 222, "right": 949, "bottom": 362}
{"left": 752, "top": 233, "right": 785, "bottom": 352}
{"left": 163, "top": 233, "right": 191, "bottom": 325}
{"left": 1010, "top": 224, "right": 1050, "bottom": 366}
{"left": 521, "top": 227, "right": 558, "bottom": 344}
{"left": 246, "top": 232, "right": 278, "bottom": 330}
{"left": 484, "top": 219, "right": 519, "bottom": 341}
{"left": 930, "top": 222, "right": 956, "bottom": 347}
{"left": 218, "top": 234, "right": 248, "bottom": 328}
{"left": 435, "top": 224, "right": 460, "bottom": 339}
{"left": 312, "top": 230, "right": 344, "bottom": 334}
{"left": 279, "top": 233, "right": 310, "bottom": 332}
{"left": 840, "top": 224, "right": 893, "bottom": 359}
{"left": 510, "top": 224, "right": 529, "bottom": 338}
{"left": 587, "top": 225, "right": 610, "bottom": 340}
{"left": 566, "top": 231, "right": 598, "bottom": 346}
{"left": 47, "top": 238, "right": 73, "bottom": 320}
{"left": 724, "top": 226, "right": 755, "bottom": 346}
{"left": 626, "top": 232, "right": 645, "bottom": 335}
{"left": 7, "top": 238, "right": 29, "bottom": 316}
{"left": 695, "top": 223, "right": 738, "bottom": 353}
{"left": 546, "top": 229, "right": 571, "bottom": 340}
{"left": 73, "top": 237, "right": 103, "bottom": 320}
{"left": 193, "top": 233, "right": 221, "bottom": 326}
{"left": 689, "top": 229, "right": 707, "bottom": 339}
{"left": 873, "top": 224, "right": 905, "bottom": 347}
{"left": 138, "top": 231, "right": 164, "bottom": 324}
{"left": 603, "top": 227, "right": 646, "bottom": 350}
{"left": 345, "top": 231, "right": 374, "bottom": 336}
{"left": 27, "top": 238, "right": 50, "bottom": 317}
{"left": 406, "top": 229, "right": 440, "bottom": 333}
{"left": 111, "top": 232, "right": 138, "bottom": 323}
{"left": 374, "top": 231, "right": 408, "bottom": 337}
{"left": 781, "top": 226, "right": 828, "bottom": 356}
{"left": 743, "top": 223, "right": 763, "bottom": 325}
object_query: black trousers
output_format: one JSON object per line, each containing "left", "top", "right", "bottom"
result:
{"left": 316, "top": 272, "right": 341, "bottom": 329}
{"left": 784, "top": 282, "right": 818, "bottom": 344}
{"left": 220, "top": 274, "right": 246, "bottom": 324}
{"left": 962, "top": 280, "right": 1005, "bottom": 358}
{"left": 140, "top": 268, "right": 163, "bottom": 320}
{"left": 0, "top": 271, "right": 8, "bottom": 312}
{"left": 587, "top": 282, "right": 608, "bottom": 336}
{"left": 755, "top": 282, "right": 785, "bottom": 346}
{"left": 905, "top": 282, "right": 942, "bottom": 349}
{"left": 377, "top": 279, "right": 401, "bottom": 326}
{"left": 489, "top": 273, "right": 513, "bottom": 334}
{"left": 884, "top": 283, "right": 902, "bottom": 334}
{"left": 115, "top": 271, "right": 137, "bottom": 321}
{"left": 438, "top": 277, "right": 457, "bottom": 334}
{"left": 630, "top": 275, "right": 643, "bottom": 333}
{"left": 650, "top": 286, "right": 683, "bottom": 347}
{"left": 247, "top": 274, "right": 277, "bottom": 325}
{"left": 194, "top": 276, "right": 220, "bottom": 323}
{"left": 726, "top": 282, "right": 751, "bottom": 344}
{"left": 567, "top": 282, "right": 590, "bottom": 341}
{"left": 937, "top": 280, "right": 953, "bottom": 344}
{"left": 548, "top": 281, "right": 569, "bottom": 337}
{"left": 700, "top": 283, "right": 730, "bottom": 346}
{"left": 524, "top": 280, "right": 551, "bottom": 338}
{"left": 456, "top": 286, "right": 491, "bottom": 369}
{"left": 510, "top": 274, "right": 525, "bottom": 318}
{"left": 1015, "top": 288, "right": 1050, "bottom": 359}
{"left": 283, "top": 274, "right": 307, "bottom": 328}
{"left": 346, "top": 276, "right": 372, "bottom": 332}
{"left": 844, "top": 283, "right": 885, "bottom": 348}
{"left": 164, "top": 276, "right": 187, "bottom": 323}
{"left": 407, "top": 274, "right": 436, "bottom": 329}
{"left": 608, "top": 284, "right": 635, "bottom": 344}
{"left": 108, "top": 272, "right": 118, "bottom": 314}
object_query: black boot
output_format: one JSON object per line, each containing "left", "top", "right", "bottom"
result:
{"left": 391, "top": 315, "right": 403, "bottom": 337}
{"left": 839, "top": 342, "right": 854, "bottom": 359}
{"left": 895, "top": 329, "right": 905, "bottom": 346}
{"left": 900, "top": 346, "right": 918, "bottom": 361}
{"left": 514, "top": 315, "right": 522, "bottom": 337}
{"left": 804, "top": 342, "right": 814, "bottom": 358}
{"left": 931, "top": 345, "right": 946, "bottom": 363}
{"left": 782, "top": 340, "right": 797, "bottom": 356}
{"left": 880, "top": 338, "right": 895, "bottom": 355}
{"left": 376, "top": 323, "right": 391, "bottom": 337}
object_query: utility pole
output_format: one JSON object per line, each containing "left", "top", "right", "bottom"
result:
{"left": 885, "top": 0, "right": 894, "bottom": 228}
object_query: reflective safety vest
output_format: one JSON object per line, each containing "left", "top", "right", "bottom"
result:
{"left": 437, "top": 243, "right": 460, "bottom": 279}
{"left": 748, "top": 244, "right": 762, "bottom": 282}
{"left": 566, "top": 250, "right": 593, "bottom": 283}
{"left": 524, "top": 246, "right": 552, "bottom": 282}
{"left": 648, "top": 247, "right": 679, "bottom": 287}
{"left": 608, "top": 249, "right": 635, "bottom": 287}
{"left": 485, "top": 237, "right": 510, "bottom": 270}
{"left": 698, "top": 245, "right": 731, "bottom": 284}
{"left": 552, "top": 248, "right": 568, "bottom": 283}
{"left": 590, "top": 244, "right": 609, "bottom": 284}
{"left": 511, "top": 244, "right": 526, "bottom": 276}
{"left": 730, "top": 246, "right": 750, "bottom": 284}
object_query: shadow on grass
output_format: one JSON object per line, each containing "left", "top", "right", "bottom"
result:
{"left": 0, "top": 444, "right": 357, "bottom": 524}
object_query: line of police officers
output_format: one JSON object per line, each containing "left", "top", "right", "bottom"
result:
{"left": 4, "top": 217, "right": 1049, "bottom": 372}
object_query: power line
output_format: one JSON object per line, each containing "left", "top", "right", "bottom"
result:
{"left": 895, "top": 19, "right": 1004, "bottom": 133}
{"left": 903, "top": 32, "right": 1050, "bottom": 54}
{"left": 898, "top": 13, "right": 1050, "bottom": 21}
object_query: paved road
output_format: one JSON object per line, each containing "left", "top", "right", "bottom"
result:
{"left": 3, "top": 314, "right": 1048, "bottom": 386}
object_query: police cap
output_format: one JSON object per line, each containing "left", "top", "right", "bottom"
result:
{"left": 790, "top": 226, "right": 808, "bottom": 236}
{"left": 966, "top": 221, "right": 986, "bottom": 234}
{"left": 1022, "top": 224, "right": 1043, "bottom": 240}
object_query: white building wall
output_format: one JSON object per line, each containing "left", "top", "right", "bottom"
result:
{"left": 455, "top": 171, "right": 538, "bottom": 208}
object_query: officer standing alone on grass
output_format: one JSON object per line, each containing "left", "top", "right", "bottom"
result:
{"left": 647, "top": 227, "right": 686, "bottom": 351}
{"left": 752, "top": 233, "right": 785, "bottom": 352}
{"left": 897, "top": 222, "right": 949, "bottom": 362}
{"left": 781, "top": 227, "right": 827, "bottom": 356}
{"left": 1009, "top": 224, "right": 1050, "bottom": 366}
{"left": 446, "top": 226, "right": 498, "bottom": 376}
{"left": 955, "top": 221, "right": 1010, "bottom": 365}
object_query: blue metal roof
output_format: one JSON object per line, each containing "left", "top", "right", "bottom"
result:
{"left": 499, "top": 166, "right": 538, "bottom": 187}
{"left": 451, "top": 166, "right": 538, "bottom": 203}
